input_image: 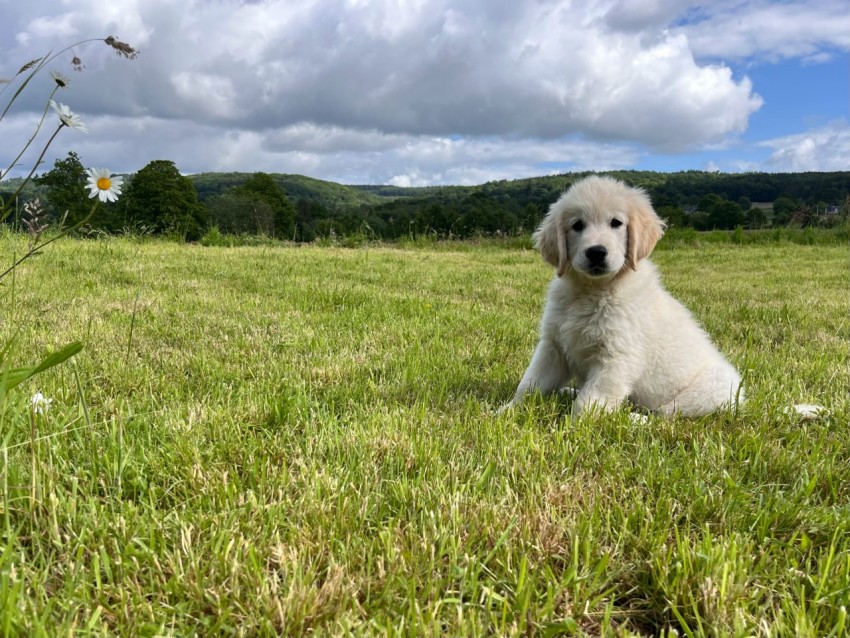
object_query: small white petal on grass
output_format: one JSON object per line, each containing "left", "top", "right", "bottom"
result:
{"left": 784, "top": 404, "right": 827, "bottom": 421}
{"left": 628, "top": 412, "right": 650, "bottom": 425}
{"left": 30, "top": 391, "right": 53, "bottom": 414}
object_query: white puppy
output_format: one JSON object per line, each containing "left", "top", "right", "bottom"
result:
{"left": 505, "top": 176, "right": 743, "bottom": 417}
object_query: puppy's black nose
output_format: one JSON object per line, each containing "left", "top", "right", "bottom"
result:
{"left": 585, "top": 245, "right": 608, "bottom": 265}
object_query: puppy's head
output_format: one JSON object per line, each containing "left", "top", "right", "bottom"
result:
{"left": 534, "top": 176, "right": 666, "bottom": 279}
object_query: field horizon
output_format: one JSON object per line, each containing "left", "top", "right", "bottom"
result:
{"left": 1, "top": 235, "right": 847, "bottom": 636}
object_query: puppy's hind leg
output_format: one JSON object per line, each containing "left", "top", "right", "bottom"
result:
{"left": 656, "top": 366, "right": 743, "bottom": 417}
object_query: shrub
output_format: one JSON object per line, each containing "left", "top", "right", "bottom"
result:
{"left": 201, "top": 226, "right": 234, "bottom": 247}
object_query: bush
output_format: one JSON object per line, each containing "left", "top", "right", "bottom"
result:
{"left": 124, "top": 160, "right": 207, "bottom": 241}
{"left": 731, "top": 225, "right": 746, "bottom": 244}
{"left": 201, "top": 226, "right": 233, "bottom": 247}
{"left": 661, "top": 227, "right": 701, "bottom": 246}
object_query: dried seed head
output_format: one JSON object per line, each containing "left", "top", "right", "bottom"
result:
{"left": 18, "top": 58, "right": 43, "bottom": 74}
{"left": 104, "top": 36, "right": 139, "bottom": 60}
{"left": 23, "top": 198, "right": 42, "bottom": 216}
{"left": 71, "top": 55, "right": 84, "bottom": 71}
{"left": 22, "top": 198, "right": 48, "bottom": 247}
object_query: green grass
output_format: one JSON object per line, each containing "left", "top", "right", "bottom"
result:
{"left": 0, "top": 235, "right": 848, "bottom": 636}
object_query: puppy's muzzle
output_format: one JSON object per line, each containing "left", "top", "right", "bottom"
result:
{"left": 585, "top": 245, "right": 608, "bottom": 266}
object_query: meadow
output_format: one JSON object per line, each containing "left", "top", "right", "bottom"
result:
{"left": 0, "top": 234, "right": 847, "bottom": 636}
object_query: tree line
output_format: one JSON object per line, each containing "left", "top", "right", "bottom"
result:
{"left": 3, "top": 154, "right": 848, "bottom": 242}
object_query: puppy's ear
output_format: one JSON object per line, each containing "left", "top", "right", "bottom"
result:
{"left": 533, "top": 206, "right": 568, "bottom": 276}
{"left": 626, "top": 190, "right": 666, "bottom": 269}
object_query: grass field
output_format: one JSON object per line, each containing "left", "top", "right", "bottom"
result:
{"left": 0, "top": 234, "right": 848, "bottom": 636}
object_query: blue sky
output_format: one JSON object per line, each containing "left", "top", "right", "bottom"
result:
{"left": 688, "top": 54, "right": 849, "bottom": 172}
{"left": 746, "top": 57, "right": 848, "bottom": 138}
{"left": 638, "top": 54, "right": 848, "bottom": 171}
{"left": 1, "top": 0, "right": 848, "bottom": 186}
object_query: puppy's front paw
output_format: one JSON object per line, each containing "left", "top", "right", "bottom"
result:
{"left": 558, "top": 386, "right": 579, "bottom": 400}
{"left": 572, "top": 394, "right": 613, "bottom": 418}
{"left": 495, "top": 401, "right": 516, "bottom": 415}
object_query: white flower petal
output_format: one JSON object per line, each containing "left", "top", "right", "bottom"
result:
{"left": 85, "top": 168, "right": 122, "bottom": 202}
{"left": 30, "top": 391, "right": 53, "bottom": 415}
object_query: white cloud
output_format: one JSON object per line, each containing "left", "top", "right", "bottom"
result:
{"left": 170, "top": 72, "right": 240, "bottom": 119}
{"left": 672, "top": 0, "right": 850, "bottom": 62}
{"left": 759, "top": 121, "right": 850, "bottom": 172}
{"left": 603, "top": 0, "right": 700, "bottom": 32}
{"left": 1, "top": 1, "right": 764, "bottom": 148}
{"left": 213, "top": 124, "right": 641, "bottom": 185}
{"left": 0, "top": 0, "right": 846, "bottom": 184}
{"left": 20, "top": 14, "right": 78, "bottom": 40}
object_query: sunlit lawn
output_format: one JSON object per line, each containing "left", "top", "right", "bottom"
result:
{"left": 1, "top": 235, "right": 848, "bottom": 636}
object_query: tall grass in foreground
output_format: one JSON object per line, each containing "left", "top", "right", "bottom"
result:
{"left": 0, "top": 235, "right": 848, "bottom": 636}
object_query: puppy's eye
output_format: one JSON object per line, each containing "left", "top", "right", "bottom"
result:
{"left": 571, "top": 220, "right": 585, "bottom": 232}
{"left": 610, "top": 218, "right": 623, "bottom": 228}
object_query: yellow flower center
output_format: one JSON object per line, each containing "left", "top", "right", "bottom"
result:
{"left": 97, "top": 177, "right": 112, "bottom": 191}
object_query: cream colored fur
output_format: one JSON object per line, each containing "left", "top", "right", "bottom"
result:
{"left": 505, "top": 176, "right": 744, "bottom": 417}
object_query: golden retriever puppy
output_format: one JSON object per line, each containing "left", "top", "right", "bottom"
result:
{"left": 505, "top": 175, "right": 743, "bottom": 417}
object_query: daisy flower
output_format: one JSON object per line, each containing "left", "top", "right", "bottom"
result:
{"left": 86, "top": 168, "right": 123, "bottom": 203}
{"left": 49, "top": 100, "right": 88, "bottom": 132}
{"left": 50, "top": 70, "right": 70, "bottom": 89}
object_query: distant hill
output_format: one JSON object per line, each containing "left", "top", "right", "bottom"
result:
{"left": 5, "top": 167, "right": 848, "bottom": 240}
{"left": 149, "top": 169, "right": 850, "bottom": 239}
{"left": 191, "top": 169, "right": 850, "bottom": 212}
{"left": 8, "top": 169, "right": 848, "bottom": 214}
{"left": 190, "top": 172, "right": 387, "bottom": 212}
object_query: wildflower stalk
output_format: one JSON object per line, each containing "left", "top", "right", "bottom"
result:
{"left": 30, "top": 406, "right": 37, "bottom": 506}
{"left": 0, "top": 35, "right": 138, "bottom": 218}
{"left": 0, "top": 37, "right": 137, "bottom": 406}
{"left": 1, "top": 84, "right": 59, "bottom": 172}
{"left": 0, "top": 200, "right": 98, "bottom": 282}
{"left": 0, "top": 37, "right": 133, "bottom": 116}
{"left": 0, "top": 58, "right": 48, "bottom": 122}
{"left": 1, "top": 124, "right": 64, "bottom": 222}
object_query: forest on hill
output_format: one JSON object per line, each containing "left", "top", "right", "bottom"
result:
{"left": 188, "top": 169, "right": 850, "bottom": 241}
{"left": 3, "top": 157, "right": 848, "bottom": 242}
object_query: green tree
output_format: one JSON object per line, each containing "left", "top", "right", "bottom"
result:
{"left": 772, "top": 196, "right": 797, "bottom": 225}
{"left": 656, "top": 205, "right": 686, "bottom": 228}
{"left": 293, "top": 199, "right": 325, "bottom": 242}
{"left": 34, "top": 152, "right": 89, "bottom": 226}
{"left": 231, "top": 173, "right": 296, "bottom": 239}
{"left": 746, "top": 206, "right": 768, "bottom": 228}
{"left": 124, "top": 160, "right": 207, "bottom": 240}
{"left": 708, "top": 201, "right": 745, "bottom": 229}
{"left": 206, "top": 193, "right": 274, "bottom": 235}
{"left": 697, "top": 193, "right": 724, "bottom": 213}
{"left": 520, "top": 203, "right": 544, "bottom": 233}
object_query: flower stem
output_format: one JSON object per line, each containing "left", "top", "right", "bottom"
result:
{"left": 0, "top": 200, "right": 99, "bottom": 282}
{"left": 0, "top": 85, "right": 59, "bottom": 182}
{"left": 1, "top": 124, "right": 64, "bottom": 222}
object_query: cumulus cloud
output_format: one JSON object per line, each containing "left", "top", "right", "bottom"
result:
{"left": 0, "top": 0, "right": 846, "bottom": 184}
{"left": 760, "top": 121, "right": 850, "bottom": 172}
{"left": 94, "top": 120, "right": 639, "bottom": 185}
{"left": 3, "top": 1, "right": 762, "bottom": 145}
{"left": 673, "top": 0, "right": 850, "bottom": 62}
